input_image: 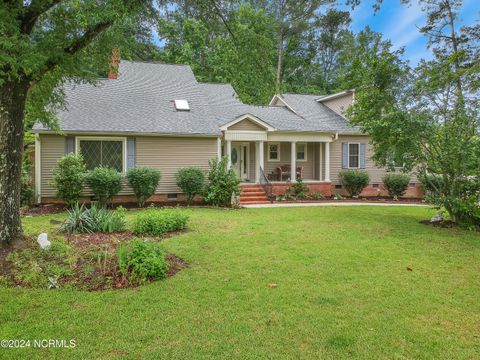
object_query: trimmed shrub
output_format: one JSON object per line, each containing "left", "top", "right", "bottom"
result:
{"left": 175, "top": 167, "right": 205, "bottom": 204}
{"left": 133, "top": 208, "right": 189, "bottom": 236}
{"left": 203, "top": 157, "right": 240, "bottom": 207}
{"left": 339, "top": 169, "right": 370, "bottom": 197}
{"left": 60, "top": 203, "right": 126, "bottom": 234}
{"left": 85, "top": 167, "right": 122, "bottom": 207}
{"left": 52, "top": 153, "right": 86, "bottom": 206}
{"left": 126, "top": 167, "right": 161, "bottom": 207}
{"left": 383, "top": 173, "right": 410, "bottom": 199}
{"left": 118, "top": 239, "right": 168, "bottom": 283}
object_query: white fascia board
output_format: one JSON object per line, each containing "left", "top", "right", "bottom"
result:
{"left": 219, "top": 114, "right": 275, "bottom": 131}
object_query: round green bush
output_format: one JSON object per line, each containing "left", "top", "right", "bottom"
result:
{"left": 52, "top": 153, "right": 86, "bottom": 206}
{"left": 383, "top": 173, "right": 410, "bottom": 199}
{"left": 85, "top": 167, "right": 123, "bottom": 207}
{"left": 117, "top": 239, "right": 168, "bottom": 283}
{"left": 126, "top": 167, "right": 161, "bottom": 207}
{"left": 175, "top": 167, "right": 205, "bottom": 204}
{"left": 339, "top": 169, "right": 370, "bottom": 197}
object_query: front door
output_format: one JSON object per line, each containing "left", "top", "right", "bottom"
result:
{"left": 231, "top": 143, "right": 249, "bottom": 180}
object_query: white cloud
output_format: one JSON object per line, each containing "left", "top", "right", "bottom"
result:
{"left": 383, "top": 1, "right": 425, "bottom": 49}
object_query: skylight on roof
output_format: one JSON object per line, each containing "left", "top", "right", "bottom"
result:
{"left": 174, "top": 99, "right": 190, "bottom": 111}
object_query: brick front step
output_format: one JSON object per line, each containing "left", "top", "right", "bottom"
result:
{"left": 239, "top": 184, "right": 270, "bottom": 204}
{"left": 240, "top": 200, "right": 271, "bottom": 205}
{"left": 240, "top": 191, "right": 266, "bottom": 196}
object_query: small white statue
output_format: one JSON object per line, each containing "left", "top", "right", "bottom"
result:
{"left": 37, "top": 233, "right": 51, "bottom": 249}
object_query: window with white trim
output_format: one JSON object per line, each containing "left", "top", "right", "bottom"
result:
{"left": 79, "top": 139, "right": 124, "bottom": 172}
{"left": 268, "top": 143, "right": 280, "bottom": 161}
{"left": 296, "top": 143, "right": 307, "bottom": 161}
{"left": 348, "top": 143, "right": 360, "bottom": 168}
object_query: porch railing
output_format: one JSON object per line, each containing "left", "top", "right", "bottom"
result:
{"left": 259, "top": 166, "right": 274, "bottom": 202}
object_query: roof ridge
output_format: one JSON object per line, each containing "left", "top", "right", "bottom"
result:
{"left": 121, "top": 60, "right": 192, "bottom": 67}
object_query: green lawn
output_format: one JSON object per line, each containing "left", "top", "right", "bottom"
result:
{"left": 1, "top": 206, "right": 479, "bottom": 359}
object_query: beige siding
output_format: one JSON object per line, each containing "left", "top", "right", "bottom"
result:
{"left": 40, "top": 134, "right": 217, "bottom": 198}
{"left": 330, "top": 135, "right": 417, "bottom": 184}
{"left": 322, "top": 93, "right": 353, "bottom": 116}
{"left": 330, "top": 135, "right": 386, "bottom": 184}
{"left": 229, "top": 119, "right": 265, "bottom": 131}
{"left": 40, "top": 135, "right": 65, "bottom": 197}
{"left": 136, "top": 136, "right": 217, "bottom": 193}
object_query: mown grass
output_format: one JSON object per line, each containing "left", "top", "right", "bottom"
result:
{"left": 1, "top": 206, "right": 479, "bottom": 359}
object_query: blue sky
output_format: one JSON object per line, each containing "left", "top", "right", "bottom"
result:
{"left": 344, "top": 0, "right": 480, "bottom": 65}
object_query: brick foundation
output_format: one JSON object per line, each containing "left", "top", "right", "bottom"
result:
{"left": 269, "top": 181, "right": 423, "bottom": 199}
{"left": 271, "top": 182, "right": 333, "bottom": 197}
{"left": 331, "top": 183, "right": 423, "bottom": 199}
{"left": 40, "top": 193, "right": 195, "bottom": 205}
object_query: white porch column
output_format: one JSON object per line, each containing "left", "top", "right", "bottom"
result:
{"left": 226, "top": 140, "right": 232, "bottom": 169}
{"left": 291, "top": 141, "right": 296, "bottom": 182}
{"left": 324, "top": 141, "right": 330, "bottom": 182}
{"left": 255, "top": 141, "right": 260, "bottom": 182}
{"left": 217, "top": 138, "right": 222, "bottom": 161}
{"left": 259, "top": 141, "right": 264, "bottom": 172}
{"left": 319, "top": 142, "right": 323, "bottom": 181}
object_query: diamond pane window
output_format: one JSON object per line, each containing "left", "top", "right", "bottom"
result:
{"left": 80, "top": 140, "right": 123, "bottom": 172}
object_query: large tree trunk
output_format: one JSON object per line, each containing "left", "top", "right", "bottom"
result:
{"left": 0, "top": 78, "right": 29, "bottom": 244}
{"left": 275, "top": 32, "right": 284, "bottom": 93}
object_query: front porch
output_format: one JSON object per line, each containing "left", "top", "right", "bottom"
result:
{"left": 220, "top": 139, "right": 332, "bottom": 185}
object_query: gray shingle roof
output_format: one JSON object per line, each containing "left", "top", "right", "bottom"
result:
{"left": 33, "top": 61, "right": 358, "bottom": 135}
{"left": 279, "top": 94, "right": 359, "bottom": 133}
{"left": 33, "top": 61, "right": 221, "bottom": 135}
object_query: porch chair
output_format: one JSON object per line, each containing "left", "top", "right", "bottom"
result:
{"left": 276, "top": 165, "right": 303, "bottom": 181}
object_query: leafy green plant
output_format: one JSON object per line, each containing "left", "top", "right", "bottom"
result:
{"left": 333, "top": 193, "right": 344, "bottom": 200}
{"left": 21, "top": 172, "right": 35, "bottom": 206}
{"left": 52, "top": 153, "right": 86, "bottom": 206}
{"left": 117, "top": 239, "right": 168, "bottom": 283}
{"left": 383, "top": 173, "right": 410, "bottom": 199}
{"left": 175, "top": 167, "right": 205, "bottom": 204}
{"left": 203, "top": 157, "right": 240, "bottom": 207}
{"left": 309, "top": 193, "right": 324, "bottom": 200}
{"left": 287, "top": 178, "right": 309, "bottom": 198}
{"left": 339, "top": 170, "right": 370, "bottom": 197}
{"left": 85, "top": 167, "right": 123, "bottom": 207}
{"left": 133, "top": 208, "right": 189, "bottom": 236}
{"left": 6, "top": 239, "right": 75, "bottom": 288}
{"left": 60, "top": 203, "right": 126, "bottom": 234}
{"left": 126, "top": 167, "right": 161, "bottom": 207}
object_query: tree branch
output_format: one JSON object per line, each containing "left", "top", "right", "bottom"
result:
{"left": 21, "top": 0, "right": 61, "bottom": 35}
{"left": 31, "top": 20, "right": 113, "bottom": 86}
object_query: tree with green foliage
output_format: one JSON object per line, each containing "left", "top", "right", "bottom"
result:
{"left": 0, "top": 0, "right": 153, "bottom": 244}
{"left": 347, "top": 0, "right": 480, "bottom": 226}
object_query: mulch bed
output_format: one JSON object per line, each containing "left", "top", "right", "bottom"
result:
{"left": 1, "top": 230, "right": 189, "bottom": 291}
{"left": 21, "top": 204, "right": 67, "bottom": 217}
{"left": 419, "top": 219, "right": 456, "bottom": 228}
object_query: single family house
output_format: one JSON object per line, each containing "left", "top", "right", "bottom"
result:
{"left": 32, "top": 55, "right": 421, "bottom": 204}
